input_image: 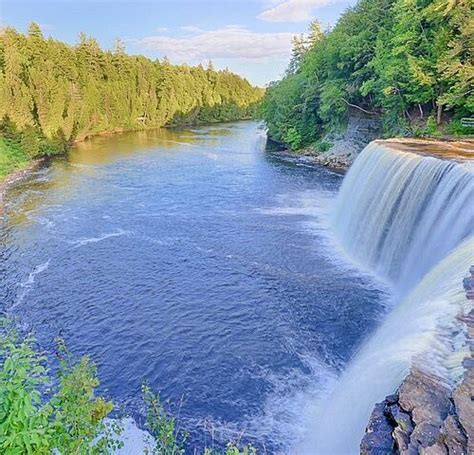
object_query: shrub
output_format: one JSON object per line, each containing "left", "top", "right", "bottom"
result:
{"left": 315, "top": 140, "right": 332, "bottom": 153}
{"left": 424, "top": 115, "right": 441, "bottom": 137}
{"left": 204, "top": 443, "right": 257, "bottom": 455}
{"left": 142, "top": 384, "right": 188, "bottom": 454}
{"left": 284, "top": 127, "right": 303, "bottom": 150}
{"left": 446, "top": 119, "right": 472, "bottom": 136}
{"left": 0, "top": 320, "right": 120, "bottom": 454}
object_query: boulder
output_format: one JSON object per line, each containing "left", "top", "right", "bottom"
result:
{"left": 360, "top": 402, "right": 396, "bottom": 455}
{"left": 398, "top": 370, "right": 452, "bottom": 426}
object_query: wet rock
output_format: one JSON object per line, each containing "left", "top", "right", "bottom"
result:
{"left": 452, "top": 369, "right": 474, "bottom": 453}
{"left": 388, "top": 404, "right": 413, "bottom": 434}
{"left": 360, "top": 402, "right": 396, "bottom": 454}
{"left": 398, "top": 370, "right": 452, "bottom": 426}
{"left": 386, "top": 394, "right": 399, "bottom": 405}
{"left": 362, "top": 371, "right": 471, "bottom": 455}
{"left": 393, "top": 426, "right": 410, "bottom": 452}
{"left": 362, "top": 268, "right": 473, "bottom": 455}
{"left": 441, "top": 415, "right": 467, "bottom": 455}
{"left": 409, "top": 422, "right": 442, "bottom": 449}
{"left": 418, "top": 442, "right": 447, "bottom": 455}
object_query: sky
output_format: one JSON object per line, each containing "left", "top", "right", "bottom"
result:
{"left": 0, "top": 0, "right": 356, "bottom": 86}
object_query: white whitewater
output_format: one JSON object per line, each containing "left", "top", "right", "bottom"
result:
{"left": 333, "top": 142, "right": 474, "bottom": 294}
{"left": 303, "top": 142, "right": 474, "bottom": 454}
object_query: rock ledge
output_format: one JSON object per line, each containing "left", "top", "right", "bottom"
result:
{"left": 361, "top": 267, "right": 474, "bottom": 455}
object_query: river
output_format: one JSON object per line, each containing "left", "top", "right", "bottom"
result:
{"left": 1, "top": 121, "right": 387, "bottom": 452}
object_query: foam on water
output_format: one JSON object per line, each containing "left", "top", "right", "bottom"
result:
{"left": 10, "top": 259, "right": 51, "bottom": 311}
{"left": 69, "top": 228, "right": 129, "bottom": 248}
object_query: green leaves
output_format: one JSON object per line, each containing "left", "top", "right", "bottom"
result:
{"left": 284, "top": 127, "right": 303, "bottom": 151}
{"left": 142, "top": 384, "right": 187, "bottom": 455}
{"left": 261, "top": 0, "right": 472, "bottom": 145}
{"left": 0, "top": 326, "right": 52, "bottom": 454}
{"left": 0, "top": 321, "right": 117, "bottom": 455}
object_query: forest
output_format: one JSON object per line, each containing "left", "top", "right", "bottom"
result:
{"left": 0, "top": 24, "right": 263, "bottom": 178}
{"left": 260, "top": 0, "right": 473, "bottom": 150}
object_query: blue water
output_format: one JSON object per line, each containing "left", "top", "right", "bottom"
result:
{"left": 1, "top": 121, "right": 386, "bottom": 451}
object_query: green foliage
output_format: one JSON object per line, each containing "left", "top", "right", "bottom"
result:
{"left": 0, "top": 136, "right": 29, "bottom": 179}
{"left": 204, "top": 443, "right": 257, "bottom": 455}
{"left": 446, "top": 119, "right": 473, "bottom": 136}
{"left": 0, "top": 116, "right": 67, "bottom": 178}
{"left": 0, "top": 24, "right": 264, "bottom": 180}
{"left": 425, "top": 115, "right": 441, "bottom": 137}
{"left": 50, "top": 339, "right": 117, "bottom": 454}
{"left": 142, "top": 384, "right": 187, "bottom": 454}
{"left": 284, "top": 127, "right": 303, "bottom": 150}
{"left": 0, "top": 326, "right": 51, "bottom": 454}
{"left": 0, "top": 320, "right": 119, "bottom": 454}
{"left": 315, "top": 140, "right": 332, "bottom": 153}
{"left": 261, "top": 0, "right": 473, "bottom": 148}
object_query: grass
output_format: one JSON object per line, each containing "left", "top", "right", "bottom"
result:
{"left": 0, "top": 137, "right": 31, "bottom": 181}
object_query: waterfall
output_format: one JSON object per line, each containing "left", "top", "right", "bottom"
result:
{"left": 333, "top": 142, "right": 474, "bottom": 293}
{"left": 303, "top": 141, "right": 474, "bottom": 454}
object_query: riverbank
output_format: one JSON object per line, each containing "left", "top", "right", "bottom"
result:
{"left": 0, "top": 157, "right": 47, "bottom": 216}
{"left": 361, "top": 267, "right": 474, "bottom": 454}
{"left": 266, "top": 114, "right": 382, "bottom": 170}
{"left": 268, "top": 135, "right": 474, "bottom": 173}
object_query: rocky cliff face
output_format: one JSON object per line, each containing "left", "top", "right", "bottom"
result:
{"left": 318, "top": 114, "right": 382, "bottom": 167}
{"left": 267, "top": 115, "right": 382, "bottom": 171}
{"left": 361, "top": 267, "right": 474, "bottom": 455}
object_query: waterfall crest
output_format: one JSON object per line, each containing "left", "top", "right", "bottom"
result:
{"left": 304, "top": 141, "right": 474, "bottom": 454}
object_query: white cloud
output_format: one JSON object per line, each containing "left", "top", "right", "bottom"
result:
{"left": 179, "top": 25, "right": 204, "bottom": 33}
{"left": 258, "top": 0, "right": 335, "bottom": 22}
{"left": 136, "top": 26, "right": 294, "bottom": 61}
{"left": 155, "top": 27, "right": 168, "bottom": 33}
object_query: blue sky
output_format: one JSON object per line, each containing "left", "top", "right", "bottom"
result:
{"left": 1, "top": 0, "right": 356, "bottom": 85}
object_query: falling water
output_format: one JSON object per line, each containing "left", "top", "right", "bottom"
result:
{"left": 303, "top": 142, "right": 474, "bottom": 454}
{"left": 333, "top": 142, "right": 474, "bottom": 293}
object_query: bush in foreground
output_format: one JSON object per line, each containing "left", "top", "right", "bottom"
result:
{"left": 0, "top": 321, "right": 119, "bottom": 454}
{"left": 0, "top": 321, "right": 256, "bottom": 454}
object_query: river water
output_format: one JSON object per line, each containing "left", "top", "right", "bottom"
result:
{"left": 1, "top": 121, "right": 387, "bottom": 452}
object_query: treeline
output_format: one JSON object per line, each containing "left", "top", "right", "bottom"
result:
{"left": 0, "top": 23, "right": 263, "bottom": 176}
{"left": 260, "top": 0, "right": 473, "bottom": 150}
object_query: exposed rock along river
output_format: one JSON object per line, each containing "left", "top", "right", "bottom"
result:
{"left": 1, "top": 121, "right": 473, "bottom": 453}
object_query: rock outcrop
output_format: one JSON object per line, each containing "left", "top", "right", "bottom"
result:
{"left": 361, "top": 267, "right": 474, "bottom": 455}
{"left": 317, "top": 114, "right": 382, "bottom": 167}
{"left": 267, "top": 114, "right": 382, "bottom": 170}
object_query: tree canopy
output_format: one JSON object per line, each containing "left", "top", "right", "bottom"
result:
{"left": 260, "top": 0, "right": 473, "bottom": 149}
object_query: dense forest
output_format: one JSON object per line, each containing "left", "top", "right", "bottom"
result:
{"left": 260, "top": 0, "right": 473, "bottom": 150}
{"left": 0, "top": 24, "right": 263, "bottom": 178}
